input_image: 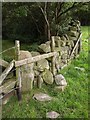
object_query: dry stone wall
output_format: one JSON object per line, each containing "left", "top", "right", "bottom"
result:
{"left": 19, "top": 20, "right": 81, "bottom": 92}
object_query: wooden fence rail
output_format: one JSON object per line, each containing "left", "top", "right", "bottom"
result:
{"left": 15, "top": 51, "right": 57, "bottom": 67}
{"left": 70, "top": 33, "right": 82, "bottom": 57}
{"left": 0, "top": 80, "right": 16, "bottom": 94}
{"left": 0, "top": 59, "right": 9, "bottom": 68}
{"left": 0, "top": 60, "right": 15, "bottom": 85}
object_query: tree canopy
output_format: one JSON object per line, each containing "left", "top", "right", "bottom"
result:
{"left": 2, "top": 2, "right": 89, "bottom": 43}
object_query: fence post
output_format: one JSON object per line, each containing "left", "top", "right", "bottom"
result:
{"left": 51, "top": 36, "right": 56, "bottom": 76}
{"left": 79, "top": 34, "right": 82, "bottom": 53}
{"left": 15, "top": 40, "right": 22, "bottom": 101}
{"left": 37, "top": 74, "right": 43, "bottom": 89}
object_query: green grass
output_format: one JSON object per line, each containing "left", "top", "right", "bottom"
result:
{"left": 2, "top": 26, "right": 89, "bottom": 118}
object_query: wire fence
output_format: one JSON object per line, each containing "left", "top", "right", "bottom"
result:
{"left": 0, "top": 46, "right": 15, "bottom": 55}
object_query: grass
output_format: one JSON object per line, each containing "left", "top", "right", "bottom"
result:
{"left": 2, "top": 26, "right": 89, "bottom": 118}
{"left": 1, "top": 40, "right": 39, "bottom": 62}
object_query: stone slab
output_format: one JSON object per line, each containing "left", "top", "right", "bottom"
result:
{"left": 33, "top": 93, "right": 52, "bottom": 102}
{"left": 55, "top": 74, "right": 67, "bottom": 86}
{"left": 46, "top": 111, "right": 60, "bottom": 118}
{"left": 42, "top": 69, "right": 54, "bottom": 84}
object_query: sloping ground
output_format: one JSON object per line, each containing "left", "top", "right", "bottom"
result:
{"left": 2, "top": 26, "right": 88, "bottom": 118}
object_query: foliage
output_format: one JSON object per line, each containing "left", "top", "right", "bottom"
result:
{"left": 72, "top": 3, "right": 90, "bottom": 25}
{"left": 2, "top": 26, "right": 89, "bottom": 118}
{"left": 2, "top": 2, "right": 89, "bottom": 43}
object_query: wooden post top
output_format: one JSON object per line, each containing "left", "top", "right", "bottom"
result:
{"left": 15, "top": 40, "right": 20, "bottom": 61}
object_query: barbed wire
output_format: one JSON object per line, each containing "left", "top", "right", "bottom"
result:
{"left": 0, "top": 46, "right": 15, "bottom": 55}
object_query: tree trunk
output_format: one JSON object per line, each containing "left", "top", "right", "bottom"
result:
{"left": 44, "top": 23, "right": 48, "bottom": 40}
{"left": 38, "top": 2, "right": 51, "bottom": 41}
{"left": 55, "top": 2, "right": 62, "bottom": 36}
{"left": 44, "top": 21, "right": 51, "bottom": 41}
{"left": 47, "top": 24, "right": 51, "bottom": 41}
{"left": 44, "top": 2, "right": 51, "bottom": 41}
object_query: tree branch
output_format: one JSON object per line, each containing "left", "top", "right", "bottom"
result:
{"left": 54, "top": 2, "right": 64, "bottom": 24}
{"left": 57, "top": 2, "right": 64, "bottom": 17}
{"left": 36, "top": 2, "right": 50, "bottom": 27}
{"left": 57, "top": 2, "right": 77, "bottom": 18}
{"left": 57, "top": 2, "right": 87, "bottom": 19}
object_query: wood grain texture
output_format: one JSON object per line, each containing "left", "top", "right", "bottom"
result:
{"left": 0, "top": 60, "right": 14, "bottom": 85}
{"left": 0, "top": 59, "right": 9, "bottom": 68}
{"left": 15, "top": 52, "right": 57, "bottom": 67}
{"left": 70, "top": 33, "right": 82, "bottom": 57}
